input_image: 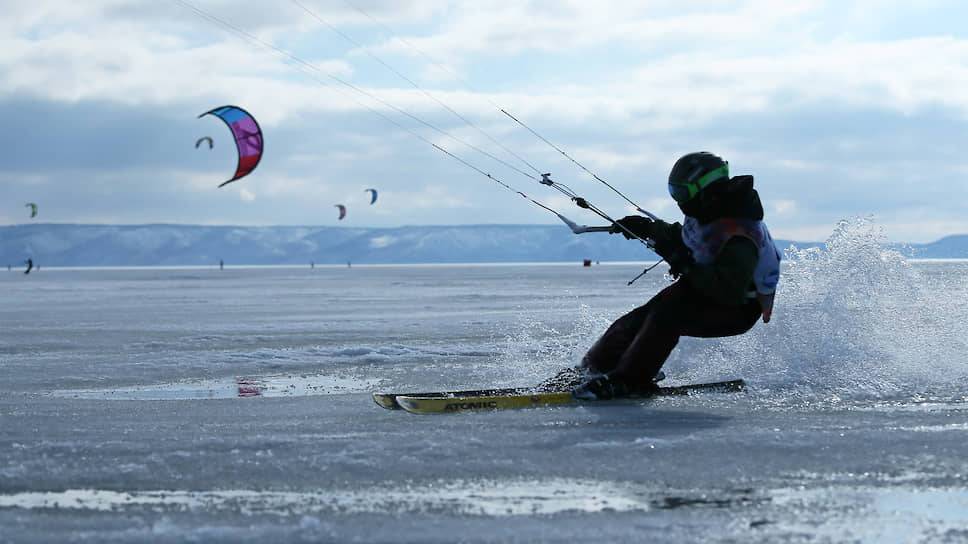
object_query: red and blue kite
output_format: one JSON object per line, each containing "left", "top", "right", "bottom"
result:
{"left": 199, "top": 105, "right": 263, "bottom": 188}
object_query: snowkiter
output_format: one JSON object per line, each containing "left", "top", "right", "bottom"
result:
{"left": 573, "top": 152, "right": 781, "bottom": 400}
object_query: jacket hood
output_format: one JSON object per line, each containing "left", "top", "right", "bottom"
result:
{"left": 679, "top": 175, "right": 764, "bottom": 224}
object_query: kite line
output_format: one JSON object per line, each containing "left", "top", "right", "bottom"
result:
{"left": 172, "top": 0, "right": 662, "bottom": 257}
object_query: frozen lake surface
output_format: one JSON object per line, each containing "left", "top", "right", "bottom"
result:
{"left": 2, "top": 230, "right": 968, "bottom": 542}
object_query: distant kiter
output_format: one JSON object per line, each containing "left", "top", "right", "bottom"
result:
{"left": 311, "top": 261, "right": 315, "bottom": 269}
{"left": 24, "top": 258, "right": 33, "bottom": 275}
{"left": 219, "top": 259, "right": 224, "bottom": 271}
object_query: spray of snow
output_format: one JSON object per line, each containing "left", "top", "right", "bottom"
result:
{"left": 675, "top": 217, "right": 968, "bottom": 403}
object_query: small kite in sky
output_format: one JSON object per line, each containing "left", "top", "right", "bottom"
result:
{"left": 25, "top": 202, "right": 37, "bottom": 218}
{"left": 198, "top": 105, "right": 263, "bottom": 188}
{"left": 335, "top": 204, "right": 347, "bottom": 220}
{"left": 365, "top": 188, "right": 378, "bottom": 205}
{"left": 195, "top": 136, "right": 214, "bottom": 149}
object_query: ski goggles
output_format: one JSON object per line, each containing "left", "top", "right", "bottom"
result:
{"left": 668, "top": 163, "right": 729, "bottom": 203}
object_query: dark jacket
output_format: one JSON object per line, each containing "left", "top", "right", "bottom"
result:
{"left": 659, "top": 176, "right": 764, "bottom": 305}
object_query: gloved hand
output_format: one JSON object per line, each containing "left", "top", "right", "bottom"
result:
{"left": 648, "top": 223, "right": 695, "bottom": 278}
{"left": 609, "top": 215, "right": 655, "bottom": 240}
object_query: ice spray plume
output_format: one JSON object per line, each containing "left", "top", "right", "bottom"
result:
{"left": 494, "top": 301, "right": 613, "bottom": 387}
{"left": 672, "top": 217, "right": 968, "bottom": 404}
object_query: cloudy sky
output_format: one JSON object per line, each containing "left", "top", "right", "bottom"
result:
{"left": 2, "top": 0, "right": 966, "bottom": 242}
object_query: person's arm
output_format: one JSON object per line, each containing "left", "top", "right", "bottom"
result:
{"left": 647, "top": 221, "right": 695, "bottom": 277}
{"left": 650, "top": 220, "right": 683, "bottom": 245}
{"left": 684, "top": 237, "right": 758, "bottom": 305}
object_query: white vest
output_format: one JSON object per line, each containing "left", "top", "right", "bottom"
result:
{"left": 681, "top": 217, "right": 781, "bottom": 322}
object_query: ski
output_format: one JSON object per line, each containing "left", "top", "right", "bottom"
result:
{"left": 373, "top": 387, "right": 537, "bottom": 410}
{"left": 377, "top": 379, "right": 745, "bottom": 414}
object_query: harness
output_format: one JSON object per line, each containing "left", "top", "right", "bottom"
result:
{"left": 681, "top": 217, "right": 782, "bottom": 322}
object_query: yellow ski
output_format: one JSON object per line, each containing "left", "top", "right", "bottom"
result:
{"left": 396, "top": 391, "right": 575, "bottom": 414}
{"left": 373, "top": 386, "right": 536, "bottom": 410}
{"left": 392, "top": 379, "right": 745, "bottom": 414}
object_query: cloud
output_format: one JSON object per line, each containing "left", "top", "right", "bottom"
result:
{"left": 6, "top": 2, "right": 967, "bottom": 126}
{"left": 394, "top": 184, "right": 471, "bottom": 211}
{"left": 772, "top": 200, "right": 798, "bottom": 217}
{"left": 2, "top": 0, "right": 967, "bottom": 242}
{"left": 238, "top": 188, "right": 256, "bottom": 202}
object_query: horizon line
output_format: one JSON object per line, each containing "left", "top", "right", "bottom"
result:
{"left": 4, "top": 222, "right": 967, "bottom": 246}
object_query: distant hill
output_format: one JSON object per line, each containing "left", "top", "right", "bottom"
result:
{"left": 0, "top": 224, "right": 963, "bottom": 267}
{"left": 902, "top": 235, "right": 968, "bottom": 259}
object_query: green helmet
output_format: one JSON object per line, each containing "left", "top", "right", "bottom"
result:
{"left": 668, "top": 152, "right": 729, "bottom": 204}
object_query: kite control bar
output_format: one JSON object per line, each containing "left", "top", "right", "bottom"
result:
{"left": 555, "top": 213, "right": 613, "bottom": 234}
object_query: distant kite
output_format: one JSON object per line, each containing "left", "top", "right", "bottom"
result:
{"left": 198, "top": 105, "right": 263, "bottom": 188}
{"left": 364, "top": 188, "right": 378, "bottom": 205}
{"left": 25, "top": 203, "right": 37, "bottom": 218}
{"left": 335, "top": 204, "right": 347, "bottom": 220}
{"left": 195, "top": 136, "right": 214, "bottom": 149}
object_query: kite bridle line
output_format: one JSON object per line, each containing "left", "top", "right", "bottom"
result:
{"left": 174, "top": 0, "right": 665, "bottom": 279}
